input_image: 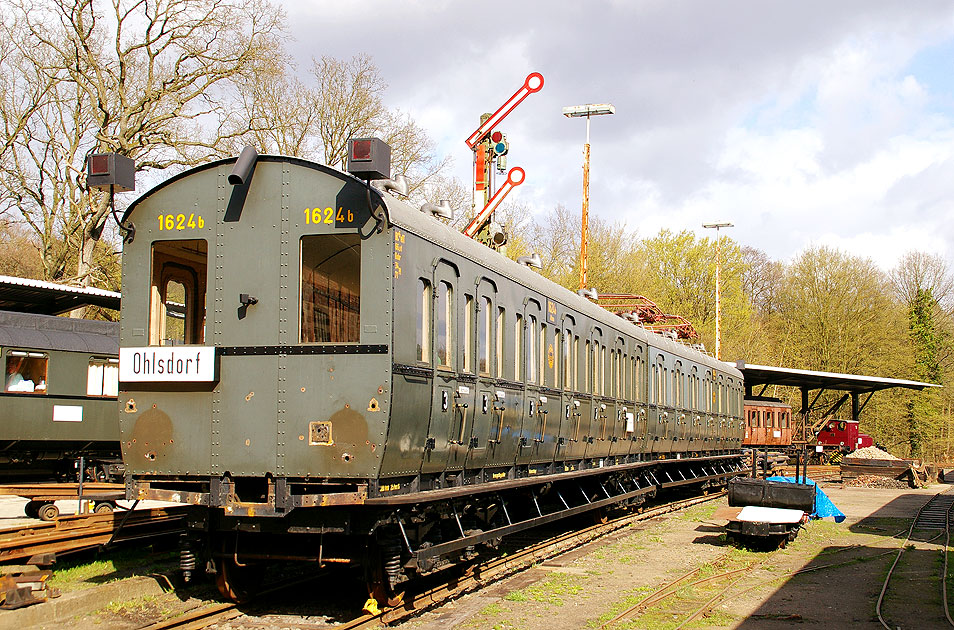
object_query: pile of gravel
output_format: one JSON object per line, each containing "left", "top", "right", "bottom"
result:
{"left": 843, "top": 474, "right": 909, "bottom": 489}
{"left": 845, "top": 446, "right": 900, "bottom": 461}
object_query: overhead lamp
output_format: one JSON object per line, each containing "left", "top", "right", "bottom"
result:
{"left": 562, "top": 104, "right": 616, "bottom": 118}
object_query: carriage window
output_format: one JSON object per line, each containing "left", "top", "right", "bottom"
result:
{"left": 496, "top": 307, "right": 505, "bottom": 378}
{"left": 562, "top": 328, "right": 571, "bottom": 388}
{"left": 417, "top": 279, "right": 431, "bottom": 363}
{"left": 5, "top": 352, "right": 47, "bottom": 394}
{"left": 573, "top": 335, "right": 580, "bottom": 390}
{"left": 151, "top": 240, "right": 207, "bottom": 346}
{"left": 539, "top": 321, "right": 546, "bottom": 385}
{"left": 527, "top": 315, "right": 537, "bottom": 384}
{"left": 584, "top": 340, "right": 591, "bottom": 391}
{"left": 463, "top": 295, "right": 474, "bottom": 373}
{"left": 479, "top": 296, "right": 491, "bottom": 375}
{"left": 514, "top": 314, "right": 523, "bottom": 381}
{"left": 87, "top": 358, "right": 119, "bottom": 396}
{"left": 300, "top": 234, "right": 360, "bottom": 343}
{"left": 437, "top": 281, "right": 453, "bottom": 368}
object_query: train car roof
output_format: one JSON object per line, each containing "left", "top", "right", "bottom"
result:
{"left": 124, "top": 155, "right": 739, "bottom": 379}
{"left": 0, "top": 275, "right": 120, "bottom": 315}
{"left": 0, "top": 310, "right": 118, "bottom": 355}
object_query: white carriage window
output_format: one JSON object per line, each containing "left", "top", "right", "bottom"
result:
{"left": 300, "top": 234, "right": 360, "bottom": 343}
{"left": 5, "top": 351, "right": 48, "bottom": 394}
{"left": 437, "top": 281, "right": 453, "bottom": 368}
{"left": 463, "top": 294, "right": 474, "bottom": 373}
{"left": 417, "top": 279, "right": 431, "bottom": 363}
{"left": 151, "top": 239, "right": 208, "bottom": 346}
{"left": 87, "top": 358, "right": 119, "bottom": 396}
{"left": 478, "top": 297, "right": 491, "bottom": 375}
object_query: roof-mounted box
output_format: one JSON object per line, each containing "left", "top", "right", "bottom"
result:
{"left": 87, "top": 153, "right": 136, "bottom": 192}
{"left": 346, "top": 138, "right": 391, "bottom": 181}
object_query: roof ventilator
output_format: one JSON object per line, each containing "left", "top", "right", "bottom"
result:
{"left": 516, "top": 253, "right": 542, "bottom": 269}
{"left": 420, "top": 200, "right": 453, "bottom": 219}
{"left": 577, "top": 287, "right": 598, "bottom": 300}
{"left": 372, "top": 174, "right": 409, "bottom": 197}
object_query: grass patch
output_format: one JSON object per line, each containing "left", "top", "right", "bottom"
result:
{"left": 48, "top": 548, "right": 177, "bottom": 592}
{"left": 503, "top": 572, "right": 586, "bottom": 606}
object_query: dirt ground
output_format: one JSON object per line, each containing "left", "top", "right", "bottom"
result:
{"left": 398, "top": 483, "right": 943, "bottom": 630}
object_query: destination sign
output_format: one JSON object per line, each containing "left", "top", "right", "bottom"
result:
{"left": 119, "top": 347, "right": 217, "bottom": 382}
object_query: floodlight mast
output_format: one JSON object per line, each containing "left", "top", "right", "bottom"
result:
{"left": 702, "top": 221, "right": 734, "bottom": 359}
{"left": 563, "top": 104, "right": 615, "bottom": 292}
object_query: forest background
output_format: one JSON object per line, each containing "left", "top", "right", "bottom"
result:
{"left": 0, "top": 0, "right": 950, "bottom": 460}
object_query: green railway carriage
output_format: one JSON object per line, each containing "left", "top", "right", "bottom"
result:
{"left": 0, "top": 310, "right": 120, "bottom": 480}
{"left": 118, "top": 150, "right": 745, "bottom": 601}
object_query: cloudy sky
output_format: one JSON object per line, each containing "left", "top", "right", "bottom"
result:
{"left": 285, "top": 1, "right": 954, "bottom": 271}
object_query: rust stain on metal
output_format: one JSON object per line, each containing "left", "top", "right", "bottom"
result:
{"left": 245, "top": 391, "right": 254, "bottom": 401}
{"left": 129, "top": 408, "right": 174, "bottom": 462}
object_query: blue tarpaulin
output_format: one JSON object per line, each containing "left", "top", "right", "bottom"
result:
{"left": 766, "top": 476, "right": 846, "bottom": 523}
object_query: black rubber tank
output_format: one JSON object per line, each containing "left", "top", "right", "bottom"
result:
{"left": 728, "top": 477, "right": 815, "bottom": 512}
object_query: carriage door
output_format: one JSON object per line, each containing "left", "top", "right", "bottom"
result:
{"left": 689, "top": 367, "right": 700, "bottom": 451}
{"left": 633, "top": 347, "right": 648, "bottom": 455}
{"left": 516, "top": 300, "right": 542, "bottom": 466}
{"left": 422, "top": 262, "right": 458, "bottom": 475}
{"left": 672, "top": 361, "right": 687, "bottom": 452}
{"left": 216, "top": 213, "right": 280, "bottom": 475}
{"left": 464, "top": 283, "right": 497, "bottom": 473}
{"left": 531, "top": 300, "right": 560, "bottom": 466}
{"left": 608, "top": 337, "right": 626, "bottom": 457}
{"left": 555, "top": 315, "right": 575, "bottom": 464}
{"left": 649, "top": 353, "right": 670, "bottom": 453}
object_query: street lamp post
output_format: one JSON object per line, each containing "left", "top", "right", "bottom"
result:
{"left": 563, "top": 103, "right": 615, "bottom": 292}
{"left": 702, "top": 221, "right": 733, "bottom": 360}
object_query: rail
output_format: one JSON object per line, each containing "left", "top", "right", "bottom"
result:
{"left": 0, "top": 506, "right": 187, "bottom": 563}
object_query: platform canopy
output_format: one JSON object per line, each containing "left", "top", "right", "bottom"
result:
{"left": 0, "top": 275, "right": 120, "bottom": 315}
{"left": 733, "top": 361, "right": 940, "bottom": 395}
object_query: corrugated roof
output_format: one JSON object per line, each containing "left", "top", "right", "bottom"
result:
{"left": 733, "top": 361, "right": 940, "bottom": 393}
{"left": 0, "top": 310, "right": 118, "bottom": 354}
{"left": 0, "top": 275, "right": 120, "bottom": 315}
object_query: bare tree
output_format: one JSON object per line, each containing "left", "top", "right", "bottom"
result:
{"left": 741, "top": 245, "right": 784, "bottom": 317}
{"left": 891, "top": 251, "right": 954, "bottom": 314}
{"left": 228, "top": 53, "right": 452, "bottom": 202}
{"left": 0, "top": 0, "right": 285, "bottom": 291}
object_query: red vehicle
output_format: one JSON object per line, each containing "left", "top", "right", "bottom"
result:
{"left": 816, "top": 419, "right": 873, "bottom": 453}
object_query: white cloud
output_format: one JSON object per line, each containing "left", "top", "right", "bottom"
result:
{"left": 278, "top": 0, "right": 954, "bottom": 272}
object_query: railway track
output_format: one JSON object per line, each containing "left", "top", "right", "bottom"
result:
{"left": 774, "top": 465, "right": 841, "bottom": 481}
{"left": 0, "top": 506, "right": 187, "bottom": 563}
{"left": 138, "top": 491, "right": 727, "bottom": 630}
{"left": 877, "top": 488, "right": 954, "bottom": 629}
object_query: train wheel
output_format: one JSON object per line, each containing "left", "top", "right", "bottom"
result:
{"left": 214, "top": 535, "right": 261, "bottom": 603}
{"left": 364, "top": 539, "right": 405, "bottom": 609}
{"left": 24, "top": 500, "right": 41, "bottom": 519}
{"left": 93, "top": 501, "right": 114, "bottom": 514}
{"left": 37, "top": 503, "right": 59, "bottom": 521}
{"left": 592, "top": 507, "right": 609, "bottom": 524}
{"left": 214, "top": 557, "right": 259, "bottom": 603}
